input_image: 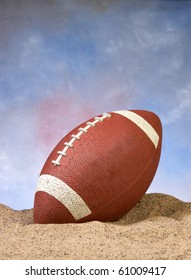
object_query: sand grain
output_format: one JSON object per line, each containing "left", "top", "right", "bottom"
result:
{"left": 0, "top": 193, "right": 191, "bottom": 260}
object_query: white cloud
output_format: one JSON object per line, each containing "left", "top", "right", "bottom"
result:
{"left": 20, "top": 33, "right": 44, "bottom": 68}
{"left": 0, "top": 151, "right": 20, "bottom": 191}
{"left": 162, "top": 85, "right": 191, "bottom": 125}
{"left": 134, "top": 14, "right": 179, "bottom": 49}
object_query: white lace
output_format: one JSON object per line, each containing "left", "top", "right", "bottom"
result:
{"left": 52, "top": 112, "right": 112, "bottom": 166}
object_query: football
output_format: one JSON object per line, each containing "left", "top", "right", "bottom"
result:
{"left": 34, "top": 110, "right": 162, "bottom": 224}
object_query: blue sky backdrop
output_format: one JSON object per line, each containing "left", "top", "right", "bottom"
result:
{"left": 0, "top": 0, "right": 191, "bottom": 210}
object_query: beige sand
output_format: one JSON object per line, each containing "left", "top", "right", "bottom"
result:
{"left": 0, "top": 193, "right": 191, "bottom": 260}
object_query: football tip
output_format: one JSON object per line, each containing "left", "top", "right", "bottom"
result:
{"left": 113, "top": 109, "right": 162, "bottom": 147}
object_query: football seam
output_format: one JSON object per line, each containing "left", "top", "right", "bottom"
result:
{"left": 51, "top": 112, "right": 112, "bottom": 166}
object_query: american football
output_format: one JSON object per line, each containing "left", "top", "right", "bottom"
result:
{"left": 34, "top": 110, "right": 162, "bottom": 224}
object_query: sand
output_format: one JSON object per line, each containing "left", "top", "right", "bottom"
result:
{"left": 0, "top": 193, "right": 191, "bottom": 260}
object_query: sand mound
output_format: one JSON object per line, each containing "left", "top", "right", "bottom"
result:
{"left": 0, "top": 193, "right": 191, "bottom": 260}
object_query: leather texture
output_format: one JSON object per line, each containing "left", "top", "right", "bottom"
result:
{"left": 34, "top": 110, "right": 162, "bottom": 224}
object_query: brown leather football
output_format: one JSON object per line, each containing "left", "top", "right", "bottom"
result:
{"left": 34, "top": 110, "right": 162, "bottom": 224}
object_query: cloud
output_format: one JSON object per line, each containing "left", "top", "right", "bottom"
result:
{"left": 162, "top": 85, "right": 191, "bottom": 125}
{"left": 20, "top": 34, "right": 44, "bottom": 69}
